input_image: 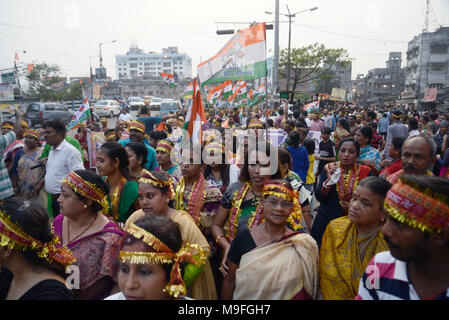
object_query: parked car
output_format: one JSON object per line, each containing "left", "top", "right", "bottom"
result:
{"left": 93, "top": 100, "right": 121, "bottom": 118}
{"left": 0, "top": 111, "right": 14, "bottom": 123}
{"left": 128, "top": 97, "right": 145, "bottom": 110}
{"left": 26, "top": 102, "right": 74, "bottom": 126}
{"left": 149, "top": 97, "right": 162, "bottom": 111}
{"left": 160, "top": 99, "right": 181, "bottom": 115}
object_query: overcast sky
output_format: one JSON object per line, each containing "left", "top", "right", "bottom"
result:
{"left": 1, "top": 0, "right": 448, "bottom": 81}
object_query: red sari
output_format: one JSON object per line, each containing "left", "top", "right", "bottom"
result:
{"left": 379, "top": 158, "right": 402, "bottom": 180}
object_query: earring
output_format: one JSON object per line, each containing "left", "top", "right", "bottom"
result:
{"left": 83, "top": 204, "right": 88, "bottom": 209}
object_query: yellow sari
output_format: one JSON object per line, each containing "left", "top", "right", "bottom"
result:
{"left": 319, "top": 216, "right": 388, "bottom": 300}
{"left": 125, "top": 209, "right": 217, "bottom": 300}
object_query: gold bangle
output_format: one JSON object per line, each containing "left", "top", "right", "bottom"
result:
{"left": 215, "top": 235, "right": 225, "bottom": 244}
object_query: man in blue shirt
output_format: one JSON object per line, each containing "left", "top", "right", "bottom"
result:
{"left": 377, "top": 113, "right": 389, "bottom": 139}
{"left": 118, "top": 120, "right": 158, "bottom": 170}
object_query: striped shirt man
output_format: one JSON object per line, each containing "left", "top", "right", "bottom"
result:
{"left": 0, "top": 131, "right": 16, "bottom": 200}
{"left": 355, "top": 251, "right": 449, "bottom": 300}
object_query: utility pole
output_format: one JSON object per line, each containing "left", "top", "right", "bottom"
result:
{"left": 265, "top": 5, "right": 318, "bottom": 102}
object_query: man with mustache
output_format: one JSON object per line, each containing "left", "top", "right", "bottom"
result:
{"left": 386, "top": 135, "right": 436, "bottom": 184}
{"left": 355, "top": 175, "right": 449, "bottom": 300}
{"left": 118, "top": 120, "right": 158, "bottom": 171}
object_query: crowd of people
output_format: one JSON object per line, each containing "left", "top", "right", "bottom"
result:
{"left": 0, "top": 101, "right": 448, "bottom": 301}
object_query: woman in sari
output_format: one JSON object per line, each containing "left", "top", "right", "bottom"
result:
{"left": 379, "top": 137, "right": 405, "bottom": 180}
{"left": 125, "top": 142, "right": 147, "bottom": 179}
{"left": 333, "top": 118, "right": 351, "bottom": 149}
{"left": 125, "top": 170, "right": 217, "bottom": 300}
{"left": 154, "top": 140, "right": 182, "bottom": 183}
{"left": 96, "top": 142, "right": 139, "bottom": 224}
{"left": 221, "top": 180, "right": 319, "bottom": 300}
{"left": 310, "top": 138, "right": 371, "bottom": 248}
{"left": 17, "top": 129, "right": 44, "bottom": 200}
{"left": 354, "top": 126, "right": 381, "bottom": 176}
{"left": 0, "top": 198, "right": 76, "bottom": 300}
{"left": 212, "top": 143, "right": 284, "bottom": 279}
{"left": 320, "top": 177, "right": 391, "bottom": 300}
{"left": 53, "top": 170, "right": 124, "bottom": 299}
{"left": 105, "top": 215, "right": 203, "bottom": 300}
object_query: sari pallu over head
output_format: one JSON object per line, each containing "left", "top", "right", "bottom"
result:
{"left": 233, "top": 233, "right": 319, "bottom": 300}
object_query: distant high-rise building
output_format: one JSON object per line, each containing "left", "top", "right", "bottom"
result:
{"left": 116, "top": 46, "right": 192, "bottom": 80}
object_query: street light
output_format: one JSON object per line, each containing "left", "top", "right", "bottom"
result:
{"left": 266, "top": 5, "right": 318, "bottom": 101}
{"left": 99, "top": 40, "right": 117, "bottom": 77}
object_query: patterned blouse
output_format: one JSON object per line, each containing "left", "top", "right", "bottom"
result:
{"left": 359, "top": 145, "right": 381, "bottom": 171}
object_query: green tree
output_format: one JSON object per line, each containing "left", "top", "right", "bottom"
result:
{"left": 279, "top": 43, "right": 352, "bottom": 102}
{"left": 26, "top": 62, "right": 64, "bottom": 100}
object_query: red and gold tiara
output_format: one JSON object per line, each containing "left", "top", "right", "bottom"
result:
{"left": 1, "top": 122, "right": 13, "bottom": 130}
{"left": 129, "top": 120, "right": 145, "bottom": 133}
{"left": 62, "top": 172, "right": 110, "bottom": 212}
{"left": 247, "top": 119, "right": 263, "bottom": 129}
{"left": 249, "top": 180, "right": 303, "bottom": 231}
{"left": 0, "top": 208, "right": 75, "bottom": 268}
{"left": 105, "top": 130, "right": 116, "bottom": 141}
{"left": 24, "top": 129, "right": 41, "bottom": 140}
{"left": 384, "top": 179, "right": 449, "bottom": 234}
{"left": 205, "top": 142, "right": 225, "bottom": 155}
{"left": 156, "top": 140, "right": 174, "bottom": 155}
{"left": 138, "top": 170, "right": 175, "bottom": 200}
{"left": 120, "top": 223, "right": 206, "bottom": 298}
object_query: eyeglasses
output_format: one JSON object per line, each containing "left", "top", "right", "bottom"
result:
{"left": 263, "top": 198, "right": 293, "bottom": 209}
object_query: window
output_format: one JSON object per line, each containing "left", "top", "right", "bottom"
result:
{"left": 430, "top": 62, "right": 447, "bottom": 72}
{"left": 28, "top": 104, "right": 40, "bottom": 112}
{"left": 130, "top": 63, "right": 137, "bottom": 68}
{"left": 430, "top": 43, "right": 448, "bottom": 55}
{"left": 44, "top": 104, "right": 55, "bottom": 111}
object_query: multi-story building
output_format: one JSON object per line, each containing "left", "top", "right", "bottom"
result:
{"left": 405, "top": 27, "right": 449, "bottom": 104}
{"left": 364, "top": 52, "right": 405, "bottom": 104}
{"left": 116, "top": 45, "right": 192, "bottom": 80}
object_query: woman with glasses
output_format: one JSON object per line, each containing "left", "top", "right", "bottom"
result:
{"left": 221, "top": 180, "right": 319, "bottom": 300}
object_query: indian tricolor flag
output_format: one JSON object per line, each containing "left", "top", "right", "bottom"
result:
{"left": 160, "top": 72, "right": 174, "bottom": 88}
{"left": 197, "top": 23, "right": 267, "bottom": 86}
{"left": 182, "top": 81, "right": 194, "bottom": 99}
{"left": 184, "top": 78, "right": 206, "bottom": 144}
{"left": 221, "top": 81, "right": 233, "bottom": 100}
{"left": 67, "top": 96, "right": 91, "bottom": 131}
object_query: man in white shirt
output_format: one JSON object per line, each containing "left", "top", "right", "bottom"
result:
{"left": 43, "top": 119, "right": 85, "bottom": 217}
{"left": 118, "top": 107, "right": 133, "bottom": 122}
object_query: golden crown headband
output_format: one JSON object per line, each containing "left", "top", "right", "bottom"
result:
{"left": 156, "top": 140, "right": 173, "bottom": 155}
{"left": 249, "top": 181, "right": 303, "bottom": 231}
{"left": 129, "top": 121, "right": 145, "bottom": 133}
{"left": 62, "top": 172, "right": 110, "bottom": 213}
{"left": 384, "top": 179, "right": 449, "bottom": 234}
{"left": 24, "top": 129, "right": 41, "bottom": 140}
{"left": 1, "top": 123, "right": 13, "bottom": 130}
{"left": 138, "top": 171, "right": 175, "bottom": 200}
{"left": 205, "top": 142, "right": 225, "bottom": 155}
{"left": 120, "top": 223, "right": 206, "bottom": 298}
{"left": 0, "top": 208, "right": 75, "bottom": 268}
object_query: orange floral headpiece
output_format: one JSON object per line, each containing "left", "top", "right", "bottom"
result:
{"left": 0, "top": 207, "right": 75, "bottom": 268}
{"left": 120, "top": 223, "right": 206, "bottom": 298}
{"left": 249, "top": 180, "right": 303, "bottom": 231}
{"left": 62, "top": 172, "right": 109, "bottom": 212}
{"left": 384, "top": 179, "right": 449, "bottom": 234}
